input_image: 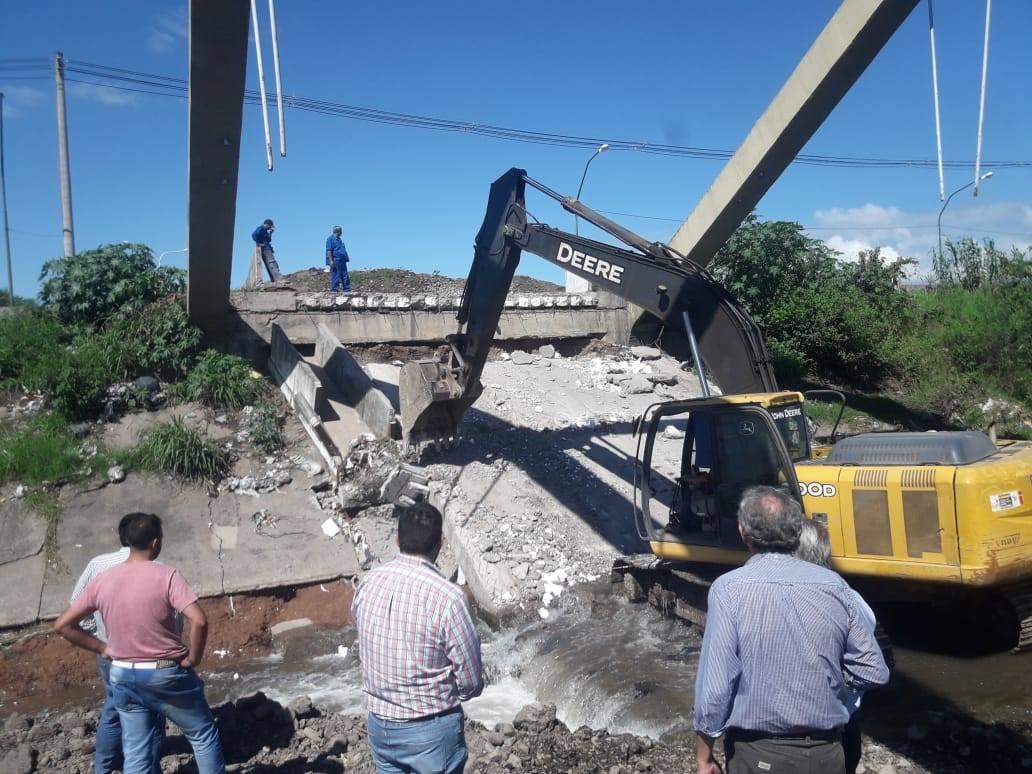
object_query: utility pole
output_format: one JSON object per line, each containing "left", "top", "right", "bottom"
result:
{"left": 53, "top": 51, "right": 75, "bottom": 258}
{"left": 0, "top": 93, "right": 14, "bottom": 304}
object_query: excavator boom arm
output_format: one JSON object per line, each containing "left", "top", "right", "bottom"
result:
{"left": 399, "top": 168, "right": 776, "bottom": 442}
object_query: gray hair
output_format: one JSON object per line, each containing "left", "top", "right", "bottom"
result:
{"left": 795, "top": 519, "right": 832, "bottom": 568}
{"left": 737, "top": 486, "right": 803, "bottom": 554}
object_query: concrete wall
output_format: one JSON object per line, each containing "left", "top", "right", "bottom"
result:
{"left": 315, "top": 324, "right": 398, "bottom": 440}
{"left": 228, "top": 290, "right": 633, "bottom": 364}
{"left": 267, "top": 322, "right": 340, "bottom": 473}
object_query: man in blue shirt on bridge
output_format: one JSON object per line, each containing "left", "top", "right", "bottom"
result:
{"left": 251, "top": 218, "right": 284, "bottom": 283}
{"left": 693, "top": 486, "right": 889, "bottom": 774}
{"left": 325, "top": 225, "right": 351, "bottom": 292}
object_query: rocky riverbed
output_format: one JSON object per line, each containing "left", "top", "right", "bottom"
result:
{"left": 3, "top": 692, "right": 1006, "bottom": 774}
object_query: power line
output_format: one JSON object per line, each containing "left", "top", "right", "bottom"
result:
{"left": 23, "top": 58, "right": 1026, "bottom": 171}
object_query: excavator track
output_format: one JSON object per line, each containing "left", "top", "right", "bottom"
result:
{"left": 1002, "top": 580, "right": 1032, "bottom": 654}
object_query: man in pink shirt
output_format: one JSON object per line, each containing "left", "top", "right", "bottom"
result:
{"left": 54, "top": 513, "right": 224, "bottom": 774}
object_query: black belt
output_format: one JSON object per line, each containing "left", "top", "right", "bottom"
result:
{"left": 728, "top": 727, "right": 842, "bottom": 743}
{"left": 374, "top": 705, "right": 462, "bottom": 724}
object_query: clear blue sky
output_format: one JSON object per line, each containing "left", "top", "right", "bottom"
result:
{"left": 2, "top": 1, "right": 1030, "bottom": 297}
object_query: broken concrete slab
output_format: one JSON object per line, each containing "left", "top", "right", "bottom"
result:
{"left": 630, "top": 346, "right": 662, "bottom": 360}
{"left": 0, "top": 554, "right": 46, "bottom": 628}
{"left": 510, "top": 350, "right": 537, "bottom": 366}
{"left": 25, "top": 473, "right": 361, "bottom": 626}
{"left": 0, "top": 499, "right": 46, "bottom": 565}
{"left": 315, "top": 324, "right": 399, "bottom": 440}
{"left": 620, "top": 375, "right": 655, "bottom": 396}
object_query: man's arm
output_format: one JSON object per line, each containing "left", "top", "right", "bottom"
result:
{"left": 54, "top": 602, "right": 107, "bottom": 657}
{"left": 178, "top": 602, "right": 208, "bottom": 669}
{"left": 842, "top": 590, "right": 889, "bottom": 690}
{"left": 695, "top": 734, "right": 723, "bottom": 774}
{"left": 693, "top": 582, "right": 739, "bottom": 771}
{"left": 443, "top": 596, "right": 484, "bottom": 701}
{"left": 70, "top": 559, "right": 101, "bottom": 634}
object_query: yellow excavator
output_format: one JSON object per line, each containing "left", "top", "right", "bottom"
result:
{"left": 398, "top": 167, "right": 1032, "bottom": 652}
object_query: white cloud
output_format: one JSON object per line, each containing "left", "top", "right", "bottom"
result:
{"left": 148, "top": 10, "right": 188, "bottom": 54}
{"left": 0, "top": 85, "right": 46, "bottom": 118}
{"left": 68, "top": 82, "right": 137, "bottom": 107}
{"left": 808, "top": 200, "right": 1032, "bottom": 275}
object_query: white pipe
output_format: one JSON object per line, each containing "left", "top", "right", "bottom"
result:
{"left": 973, "top": 0, "right": 991, "bottom": 196}
{"left": 927, "top": 0, "right": 945, "bottom": 202}
{"left": 268, "top": 0, "right": 286, "bottom": 157}
{"left": 250, "top": 0, "right": 274, "bottom": 171}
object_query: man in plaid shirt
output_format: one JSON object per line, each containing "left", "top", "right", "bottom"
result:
{"left": 352, "top": 502, "right": 484, "bottom": 773}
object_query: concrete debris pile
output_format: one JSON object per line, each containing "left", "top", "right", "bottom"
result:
{"left": 1, "top": 695, "right": 966, "bottom": 774}
{"left": 337, "top": 433, "right": 405, "bottom": 511}
{"left": 433, "top": 466, "right": 611, "bottom": 614}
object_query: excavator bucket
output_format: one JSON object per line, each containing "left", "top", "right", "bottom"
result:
{"left": 399, "top": 359, "right": 481, "bottom": 447}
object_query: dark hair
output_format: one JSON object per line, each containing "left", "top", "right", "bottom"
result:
{"left": 263, "top": 218, "right": 274, "bottom": 227}
{"left": 117, "top": 513, "right": 139, "bottom": 547}
{"left": 396, "top": 502, "right": 442, "bottom": 557}
{"left": 124, "top": 513, "right": 163, "bottom": 551}
{"left": 737, "top": 486, "right": 803, "bottom": 554}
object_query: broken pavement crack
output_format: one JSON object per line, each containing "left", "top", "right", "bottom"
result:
{"left": 207, "top": 497, "right": 227, "bottom": 597}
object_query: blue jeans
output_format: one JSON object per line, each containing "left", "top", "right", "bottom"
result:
{"left": 96, "top": 657, "right": 123, "bottom": 774}
{"left": 110, "top": 664, "right": 224, "bottom": 774}
{"left": 97, "top": 658, "right": 165, "bottom": 774}
{"left": 331, "top": 257, "right": 351, "bottom": 292}
{"left": 367, "top": 709, "right": 467, "bottom": 774}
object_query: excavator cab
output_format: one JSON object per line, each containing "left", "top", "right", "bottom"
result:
{"left": 635, "top": 395, "right": 803, "bottom": 564}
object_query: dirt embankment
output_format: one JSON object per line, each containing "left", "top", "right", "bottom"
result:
{"left": 0, "top": 582, "right": 353, "bottom": 717}
{"left": 270, "top": 267, "right": 563, "bottom": 296}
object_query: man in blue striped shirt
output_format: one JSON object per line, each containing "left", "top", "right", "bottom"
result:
{"left": 693, "top": 487, "right": 889, "bottom": 774}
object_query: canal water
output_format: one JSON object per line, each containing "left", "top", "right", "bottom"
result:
{"left": 203, "top": 583, "right": 1032, "bottom": 746}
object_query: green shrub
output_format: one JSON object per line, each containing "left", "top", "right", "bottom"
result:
{"left": 105, "top": 297, "right": 202, "bottom": 380}
{"left": 0, "top": 413, "right": 110, "bottom": 484}
{"left": 0, "top": 310, "right": 69, "bottom": 388}
{"left": 129, "top": 417, "right": 230, "bottom": 480}
{"left": 711, "top": 217, "right": 914, "bottom": 388}
{"left": 39, "top": 243, "right": 185, "bottom": 329}
{"left": 248, "top": 401, "right": 286, "bottom": 455}
{"left": 171, "top": 350, "right": 265, "bottom": 409}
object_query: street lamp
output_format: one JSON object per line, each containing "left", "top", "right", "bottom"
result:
{"left": 157, "top": 248, "right": 188, "bottom": 267}
{"left": 938, "top": 171, "right": 993, "bottom": 259}
{"left": 574, "top": 143, "right": 610, "bottom": 236}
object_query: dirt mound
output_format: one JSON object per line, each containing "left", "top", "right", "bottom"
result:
{"left": 270, "top": 267, "right": 563, "bottom": 296}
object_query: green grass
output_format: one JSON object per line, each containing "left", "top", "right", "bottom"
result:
{"left": 127, "top": 417, "right": 231, "bottom": 480}
{"left": 0, "top": 413, "right": 112, "bottom": 485}
{"left": 805, "top": 400, "right": 867, "bottom": 428}
{"left": 169, "top": 350, "right": 266, "bottom": 409}
{"left": 247, "top": 401, "right": 286, "bottom": 455}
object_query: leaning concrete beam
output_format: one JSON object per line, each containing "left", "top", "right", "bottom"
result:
{"left": 186, "top": 0, "right": 250, "bottom": 343}
{"left": 268, "top": 323, "right": 341, "bottom": 473}
{"left": 669, "top": 0, "right": 918, "bottom": 266}
{"left": 315, "top": 324, "right": 399, "bottom": 440}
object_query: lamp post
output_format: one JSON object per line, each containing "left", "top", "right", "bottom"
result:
{"left": 938, "top": 171, "right": 993, "bottom": 258}
{"left": 574, "top": 143, "right": 610, "bottom": 236}
{"left": 158, "top": 248, "right": 189, "bottom": 267}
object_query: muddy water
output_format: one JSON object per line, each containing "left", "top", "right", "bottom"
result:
{"left": 202, "top": 583, "right": 1032, "bottom": 745}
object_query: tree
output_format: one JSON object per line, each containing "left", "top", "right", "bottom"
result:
{"left": 39, "top": 243, "right": 186, "bottom": 328}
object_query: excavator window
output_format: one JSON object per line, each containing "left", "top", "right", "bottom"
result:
{"left": 660, "top": 406, "right": 798, "bottom": 547}
{"left": 769, "top": 402, "right": 810, "bottom": 462}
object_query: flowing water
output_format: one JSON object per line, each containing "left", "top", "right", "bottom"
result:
{"left": 202, "top": 583, "right": 1032, "bottom": 746}
{"left": 205, "top": 583, "right": 700, "bottom": 743}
